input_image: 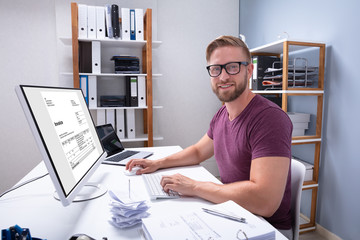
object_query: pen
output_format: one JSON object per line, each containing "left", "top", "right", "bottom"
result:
{"left": 202, "top": 208, "right": 246, "bottom": 223}
{"left": 128, "top": 179, "right": 131, "bottom": 199}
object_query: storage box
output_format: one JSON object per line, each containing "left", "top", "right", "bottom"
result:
{"left": 292, "top": 157, "right": 313, "bottom": 182}
{"left": 287, "top": 112, "right": 311, "bottom": 136}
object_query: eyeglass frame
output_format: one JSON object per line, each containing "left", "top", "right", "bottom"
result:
{"left": 206, "top": 61, "right": 249, "bottom": 77}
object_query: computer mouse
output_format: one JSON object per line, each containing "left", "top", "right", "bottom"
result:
{"left": 69, "top": 234, "right": 95, "bottom": 240}
{"left": 124, "top": 166, "right": 143, "bottom": 176}
{"left": 77, "top": 235, "right": 91, "bottom": 240}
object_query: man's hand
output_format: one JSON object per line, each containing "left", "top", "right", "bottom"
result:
{"left": 160, "top": 174, "right": 198, "bottom": 196}
{"left": 125, "top": 158, "right": 160, "bottom": 175}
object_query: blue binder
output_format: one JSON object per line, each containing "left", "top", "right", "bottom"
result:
{"left": 130, "top": 9, "right": 136, "bottom": 40}
{"left": 79, "top": 75, "right": 89, "bottom": 104}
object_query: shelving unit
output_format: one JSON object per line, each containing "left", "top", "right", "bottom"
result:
{"left": 70, "top": 3, "right": 161, "bottom": 147}
{"left": 250, "top": 39, "right": 326, "bottom": 233}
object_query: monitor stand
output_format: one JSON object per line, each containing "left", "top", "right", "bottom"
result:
{"left": 54, "top": 183, "right": 107, "bottom": 203}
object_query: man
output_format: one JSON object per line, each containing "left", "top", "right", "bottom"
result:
{"left": 126, "top": 35, "right": 293, "bottom": 238}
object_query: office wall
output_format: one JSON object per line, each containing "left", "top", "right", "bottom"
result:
{"left": 239, "top": 0, "right": 360, "bottom": 239}
{"left": 0, "top": 0, "right": 58, "bottom": 194}
{"left": 0, "top": 0, "right": 238, "bottom": 194}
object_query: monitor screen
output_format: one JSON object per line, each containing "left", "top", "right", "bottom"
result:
{"left": 16, "top": 85, "right": 106, "bottom": 206}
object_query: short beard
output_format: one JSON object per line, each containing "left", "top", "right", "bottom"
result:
{"left": 212, "top": 73, "right": 247, "bottom": 102}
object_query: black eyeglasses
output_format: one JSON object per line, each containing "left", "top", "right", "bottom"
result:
{"left": 206, "top": 61, "right": 249, "bottom": 77}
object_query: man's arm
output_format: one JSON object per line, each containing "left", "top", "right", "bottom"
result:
{"left": 126, "top": 134, "right": 214, "bottom": 174}
{"left": 161, "top": 156, "right": 290, "bottom": 217}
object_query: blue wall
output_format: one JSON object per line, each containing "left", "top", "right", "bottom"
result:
{"left": 240, "top": 0, "right": 360, "bottom": 239}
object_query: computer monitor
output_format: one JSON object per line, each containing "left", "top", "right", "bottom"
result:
{"left": 15, "top": 85, "right": 107, "bottom": 206}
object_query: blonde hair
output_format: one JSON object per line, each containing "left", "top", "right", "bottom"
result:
{"left": 206, "top": 35, "right": 251, "bottom": 62}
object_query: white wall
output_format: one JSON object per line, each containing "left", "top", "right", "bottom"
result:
{"left": 0, "top": 0, "right": 239, "bottom": 194}
{"left": 0, "top": 0, "right": 58, "bottom": 194}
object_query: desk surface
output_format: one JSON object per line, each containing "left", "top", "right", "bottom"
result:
{"left": 0, "top": 146, "right": 286, "bottom": 240}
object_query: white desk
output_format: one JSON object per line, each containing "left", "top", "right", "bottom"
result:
{"left": 0, "top": 146, "right": 286, "bottom": 240}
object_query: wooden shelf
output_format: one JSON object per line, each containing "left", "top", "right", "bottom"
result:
{"left": 59, "top": 36, "right": 162, "bottom": 48}
{"left": 70, "top": 3, "right": 158, "bottom": 147}
{"left": 252, "top": 89, "right": 324, "bottom": 94}
{"left": 79, "top": 73, "right": 162, "bottom": 77}
{"left": 251, "top": 39, "right": 326, "bottom": 232}
{"left": 250, "top": 39, "right": 325, "bottom": 55}
{"left": 89, "top": 106, "right": 163, "bottom": 110}
{"left": 121, "top": 134, "right": 164, "bottom": 143}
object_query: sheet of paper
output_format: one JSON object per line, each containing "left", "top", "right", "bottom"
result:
{"left": 142, "top": 201, "right": 275, "bottom": 240}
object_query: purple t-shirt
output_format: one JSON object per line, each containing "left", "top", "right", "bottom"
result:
{"left": 207, "top": 95, "right": 293, "bottom": 230}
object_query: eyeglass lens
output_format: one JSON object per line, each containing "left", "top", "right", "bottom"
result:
{"left": 208, "top": 62, "right": 242, "bottom": 77}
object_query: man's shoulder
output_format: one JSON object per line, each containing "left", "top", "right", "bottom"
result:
{"left": 250, "top": 95, "right": 291, "bottom": 124}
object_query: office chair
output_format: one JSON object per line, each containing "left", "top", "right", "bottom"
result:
{"left": 291, "top": 159, "right": 306, "bottom": 240}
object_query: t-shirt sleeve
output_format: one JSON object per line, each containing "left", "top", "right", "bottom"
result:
{"left": 207, "top": 117, "right": 215, "bottom": 140}
{"left": 207, "top": 106, "right": 225, "bottom": 140}
{"left": 249, "top": 107, "right": 293, "bottom": 160}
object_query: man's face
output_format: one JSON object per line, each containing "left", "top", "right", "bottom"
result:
{"left": 208, "top": 46, "right": 250, "bottom": 102}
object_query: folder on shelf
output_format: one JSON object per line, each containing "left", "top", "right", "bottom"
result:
{"left": 92, "top": 41, "right": 101, "bottom": 74}
{"left": 106, "top": 109, "right": 115, "bottom": 128}
{"left": 79, "top": 42, "right": 92, "bottom": 73}
{"left": 115, "top": 109, "right": 125, "bottom": 139}
{"left": 125, "top": 109, "right": 136, "bottom": 139}
{"left": 126, "top": 76, "right": 138, "bottom": 107}
{"left": 121, "top": 8, "right": 130, "bottom": 40}
{"left": 105, "top": 4, "right": 113, "bottom": 38}
{"left": 78, "top": 4, "right": 88, "bottom": 38}
{"left": 111, "top": 4, "right": 120, "bottom": 38}
{"left": 96, "top": 6, "right": 106, "bottom": 39}
{"left": 79, "top": 75, "right": 88, "bottom": 104}
{"left": 97, "top": 109, "right": 106, "bottom": 125}
{"left": 137, "top": 76, "right": 146, "bottom": 107}
{"left": 135, "top": 9, "right": 144, "bottom": 41}
{"left": 251, "top": 56, "right": 280, "bottom": 90}
{"left": 130, "top": 9, "right": 136, "bottom": 40}
{"left": 88, "top": 75, "right": 97, "bottom": 108}
{"left": 87, "top": 5, "right": 96, "bottom": 39}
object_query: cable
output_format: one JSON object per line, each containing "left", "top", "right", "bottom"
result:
{"left": 0, "top": 173, "right": 49, "bottom": 198}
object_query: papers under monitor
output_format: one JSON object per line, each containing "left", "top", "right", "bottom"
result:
{"left": 142, "top": 200, "right": 275, "bottom": 240}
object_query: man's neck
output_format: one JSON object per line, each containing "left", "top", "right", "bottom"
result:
{"left": 225, "top": 89, "right": 255, "bottom": 121}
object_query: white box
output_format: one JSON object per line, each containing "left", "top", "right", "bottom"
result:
{"left": 287, "top": 112, "right": 311, "bottom": 136}
{"left": 293, "top": 158, "right": 313, "bottom": 182}
{"left": 287, "top": 112, "right": 310, "bottom": 123}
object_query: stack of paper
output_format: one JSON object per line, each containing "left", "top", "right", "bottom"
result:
{"left": 108, "top": 190, "right": 150, "bottom": 228}
{"left": 142, "top": 201, "right": 275, "bottom": 240}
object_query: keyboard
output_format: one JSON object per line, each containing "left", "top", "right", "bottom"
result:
{"left": 107, "top": 150, "right": 139, "bottom": 162}
{"left": 142, "top": 173, "right": 180, "bottom": 200}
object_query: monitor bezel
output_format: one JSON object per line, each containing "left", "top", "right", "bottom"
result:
{"left": 15, "top": 85, "right": 106, "bottom": 206}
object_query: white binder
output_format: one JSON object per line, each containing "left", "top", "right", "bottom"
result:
{"left": 106, "top": 109, "right": 115, "bottom": 128}
{"left": 138, "top": 76, "right": 146, "bottom": 107}
{"left": 115, "top": 109, "right": 125, "bottom": 139}
{"left": 135, "top": 9, "right": 144, "bottom": 41}
{"left": 92, "top": 41, "right": 101, "bottom": 73}
{"left": 121, "top": 8, "right": 130, "bottom": 40}
{"left": 126, "top": 109, "right": 136, "bottom": 139}
{"left": 87, "top": 6, "right": 96, "bottom": 39}
{"left": 105, "top": 4, "right": 113, "bottom": 38}
{"left": 78, "top": 4, "right": 88, "bottom": 39}
{"left": 88, "top": 75, "right": 97, "bottom": 108}
{"left": 96, "top": 6, "right": 106, "bottom": 39}
{"left": 97, "top": 109, "right": 106, "bottom": 125}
